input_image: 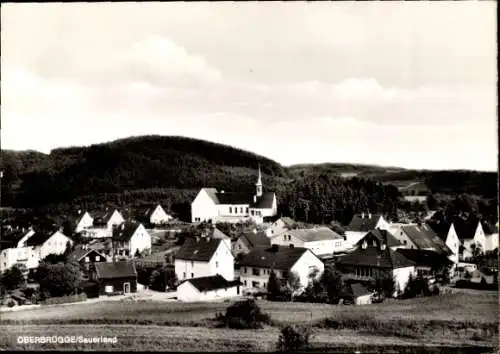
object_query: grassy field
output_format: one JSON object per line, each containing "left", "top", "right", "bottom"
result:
{"left": 1, "top": 291, "right": 497, "bottom": 351}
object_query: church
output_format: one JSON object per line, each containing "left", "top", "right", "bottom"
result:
{"left": 191, "top": 167, "right": 277, "bottom": 225}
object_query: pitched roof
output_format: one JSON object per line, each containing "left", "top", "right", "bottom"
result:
{"left": 112, "top": 222, "right": 141, "bottom": 242}
{"left": 395, "top": 248, "right": 453, "bottom": 268}
{"left": 175, "top": 237, "right": 223, "bottom": 262}
{"left": 400, "top": 224, "right": 451, "bottom": 254}
{"left": 279, "top": 217, "right": 297, "bottom": 227}
{"left": 238, "top": 245, "right": 312, "bottom": 270}
{"left": 94, "top": 261, "right": 137, "bottom": 279}
{"left": 68, "top": 247, "right": 106, "bottom": 262}
{"left": 347, "top": 214, "right": 382, "bottom": 232}
{"left": 93, "top": 210, "right": 121, "bottom": 226}
{"left": 452, "top": 219, "right": 477, "bottom": 241}
{"left": 285, "top": 227, "right": 343, "bottom": 242}
{"left": 481, "top": 221, "right": 498, "bottom": 236}
{"left": 211, "top": 228, "right": 231, "bottom": 240}
{"left": 182, "top": 274, "right": 241, "bottom": 292}
{"left": 202, "top": 189, "right": 275, "bottom": 209}
{"left": 250, "top": 192, "right": 275, "bottom": 209}
{"left": 240, "top": 231, "right": 271, "bottom": 248}
{"left": 336, "top": 245, "right": 415, "bottom": 269}
{"left": 0, "top": 229, "right": 27, "bottom": 250}
{"left": 26, "top": 230, "right": 66, "bottom": 247}
{"left": 202, "top": 188, "right": 220, "bottom": 204}
{"left": 357, "top": 229, "right": 402, "bottom": 248}
{"left": 348, "top": 283, "right": 373, "bottom": 298}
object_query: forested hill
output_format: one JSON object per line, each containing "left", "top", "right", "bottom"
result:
{"left": 1, "top": 136, "right": 288, "bottom": 207}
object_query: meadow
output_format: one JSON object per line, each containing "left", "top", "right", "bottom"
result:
{"left": 0, "top": 290, "right": 497, "bottom": 351}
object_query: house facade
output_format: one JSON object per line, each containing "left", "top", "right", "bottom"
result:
{"left": 84, "top": 210, "right": 125, "bottom": 238}
{"left": 265, "top": 217, "right": 297, "bottom": 237}
{"left": 90, "top": 261, "right": 138, "bottom": 295}
{"left": 69, "top": 247, "right": 108, "bottom": 276}
{"left": 136, "top": 204, "right": 173, "bottom": 226}
{"left": 112, "top": 222, "right": 152, "bottom": 258}
{"left": 238, "top": 245, "right": 324, "bottom": 293}
{"left": 443, "top": 223, "right": 461, "bottom": 265}
{"left": 27, "top": 230, "right": 74, "bottom": 266}
{"left": 232, "top": 231, "right": 271, "bottom": 257}
{"left": 174, "top": 237, "right": 234, "bottom": 282}
{"left": 176, "top": 275, "right": 241, "bottom": 302}
{"left": 75, "top": 212, "right": 94, "bottom": 233}
{"left": 191, "top": 167, "right": 277, "bottom": 225}
{"left": 270, "top": 227, "right": 345, "bottom": 256}
{"left": 344, "top": 213, "right": 390, "bottom": 249}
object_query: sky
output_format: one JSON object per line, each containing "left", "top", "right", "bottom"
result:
{"left": 1, "top": 2, "right": 497, "bottom": 171}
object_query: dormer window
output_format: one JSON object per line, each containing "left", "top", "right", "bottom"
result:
{"left": 362, "top": 241, "right": 368, "bottom": 249}
{"left": 380, "top": 244, "right": 386, "bottom": 251}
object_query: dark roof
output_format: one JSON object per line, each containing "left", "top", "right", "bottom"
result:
{"left": 94, "top": 261, "right": 137, "bottom": 279}
{"left": 452, "top": 219, "right": 477, "bottom": 241}
{"left": 336, "top": 244, "right": 415, "bottom": 269}
{"left": 395, "top": 249, "right": 453, "bottom": 268}
{"left": 203, "top": 189, "right": 275, "bottom": 209}
{"left": 401, "top": 224, "right": 451, "bottom": 254}
{"left": 182, "top": 274, "right": 241, "bottom": 292}
{"left": 216, "top": 192, "right": 254, "bottom": 205}
{"left": 203, "top": 188, "right": 220, "bottom": 204}
{"left": 286, "top": 227, "right": 343, "bottom": 242}
{"left": 112, "top": 222, "right": 141, "bottom": 241}
{"left": 357, "top": 229, "right": 402, "bottom": 248}
{"left": 481, "top": 221, "right": 498, "bottom": 235}
{"left": 26, "top": 230, "right": 65, "bottom": 247}
{"left": 426, "top": 220, "right": 451, "bottom": 241}
{"left": 279, "top": 217, "right": 297, "bottom": 227}
{"left": 93, "top": 210, "right": 121, "bottom": 226}
{"left": 238, "top": 245, "right": 312, "bottom": 270}
{"left": 175, "top": 237, "right": 223, "bottom": 262}
{"left": 68, "top": 248, "right": 106, "bottom": 262}
{"left": 0, "top": 229, "right": 27, "bottom": 250}
{"left": 240, "top": 231, "right": 271, "bottom": 248}
{"left": 347, "top": 214, "right": 382, "bottom": 232}
{"left": 134, "top": 204, "right": 168, "bottom": 222}
{"left": 250, "top": 192, "right": 275, "bottom": 209}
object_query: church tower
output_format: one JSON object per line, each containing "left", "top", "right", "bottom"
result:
{"left": 255, "top": 164, "right": 263, "bottom": 197}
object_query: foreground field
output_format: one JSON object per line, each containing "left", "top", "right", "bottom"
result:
{"left": 1, "top": 291, "right": 497, "bottom": 351}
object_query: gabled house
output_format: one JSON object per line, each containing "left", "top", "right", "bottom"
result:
{"left": 395, "top": 248, "right": 453, "bottom": 278}
{"left": 84, "top": 209, "right": 125, "bottom": 238}
{"left": 112, "top": 222, "right": 152, "bottom": 258}
{"left": 89, "top": 261, "right": 137, "bottom": 295}
{"left": 68, "top": 247, "right": 108, "bottom": 276}
{"left": 356, "top": 229, "right": 403, "bottom": 251}
{"left": 238, "top": 245, "right": 324, "bottom": 293}
{"left": 135, "top": 204, "right": 173, "bottom": 226}
{"left": 233, "top": 230, "right": 271, "bottom": 257}
{"left": 270, "top": 227, "right": 345, "bottom": 257}
{"left": 74, "top": 211, "right": 94, "bottom": 233}
{"left": 0, "top": 228, "right": 36, "bottom": 272}
{"left": 335, "top": 236, "right": 415, "bottom": 296}
{"left": 265, "top": 217, "right": 297, "bottom": 237}
{"left": 174, "top": 237, "right": 234, "bottom": 282}
{"left": 390, "top": 223, "right": 452, "bottom": 256}
{"left": 26, "top": 230, "right": 74, "bottom": 267}
{"left": 176, "top": 274, "right": 242, "bottom": 302}
{"left": 344, "top": 213, "right": 390, "bottom": 249}
{"left": 482, "top": 222, "right": 499, "bottom": 253}
{"left": 436, "top": 223, "right": 460, "bottom": 265}
{"left": 191, "top": 166, "right": 278, "bottom": 224}
{"left": 453, "top": 220, "right": 487, "bottom": 259}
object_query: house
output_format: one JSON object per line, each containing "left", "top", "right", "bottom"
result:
{"left": 26, "top": 230, "right": 74, "bottom": 267}
{"left": 389, "top": 223, "right": 452, "bottom": 256}
{"left": 270, "top": 227, "right": 345, "bottom": 257}
{"left": 68, "top": 247, "right": 108, "bottom": 275}
{"left": 174, "top": 236, "right": 234, "bottom": 282}
{"left": 176, "top": 274, "right": 242, "bottom": 302}
{"left": 238, "top": 245, "right": 324, "bottom": 293}
{"left": 135, "top": 204, "right": 173, "bottom": 226}
{"left": 112, "top": 222, "right": 152, "bottom": 258}
{"left": 89, "top": 261, "right": 138, "bottom": 295}
{"left": 450, "top": 219, "right": 486, "bottom": 259}
{"left": 84, "top": 209, "right": 125, "bottom": 238}
{"left": 74, "top": 211, "right": 94, "bottom": 233}
{"left": 344, "top": 213, "right": 390, "bottom": 249}
{"left": 339, "top": 283, "right": 374, "bottom": 305}
{"left": 207, "top": 227, "right": 232, "bottom": 252}
{"left": 232, "top": 230, "right": 271, "bottom": 257}
{"left": 356, "top": 229, "right": 404, "bottom": 251}
{"left": 265, "top": 217, "right": 297, "bottom": 237}
{"left": 395, "top": 248, "right": 453, "bottom": 277}
{"left": 483, "top": 222, "right": 499, "bottom": 253}
{"left": 335, "top": 236, "right": 415, "bottom": 297}
{"left": 434, "top": 222, "right": 461, "bottom": 265}
{"left": 191, "top": 166, "right": 277, "bottom": 224}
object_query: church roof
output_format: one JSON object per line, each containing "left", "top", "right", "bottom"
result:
{"left": 204, "top": 190, "right": 275, "bottom": 209}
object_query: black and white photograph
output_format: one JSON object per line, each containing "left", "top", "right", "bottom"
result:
{"left": 0, "top": 1, "right": 498, "bottom": 352}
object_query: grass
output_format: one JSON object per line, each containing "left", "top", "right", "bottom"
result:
{"left": 1, "top": 291, "right": 497, "bottom": 350}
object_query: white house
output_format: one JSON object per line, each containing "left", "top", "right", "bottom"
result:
{"left": 335, "top": 237, "right": 416, "bottom": 297}
{"left": 176, "top": 274, "right": 242, "bottom": 302}
{"left": 75, "top": 211, "right": 94, "bottom": 233}
{"left": 233, "top": 230, "right": 271, "bottom": 257}
{"left": 484, "top": 223, "right": 499, "bottom": 253}
{"left": 191, "top": 166, "right": 278, "bottom": 225}
{"left": 453, "top": 220, "right": 488, "bottom": 259}
{"left": 174, "top": 236, "right": 234, "bottom": 282}
{"left": 112, "top": 222, "right": 152, "bottom": 258}
{"left": 270, "top": 227, "right": 346, "bottom": 257}
{"left": 22, "top": 230, "right": 74, "bottom": 268}
{"left": 265, "top": 217, "right": 297, "bottom": 237}
{"left": 84, "top": 209, "right": 125, "bottom": 238}
{"left": 389, "top": 223, "right": 451, "bottom": 256}
{"left": 238, "top": 245, "right": 324, "bottom": 293}
{"left": 344, "top": 213, "right": 390, "bottom": 250}
{"left": 136, "top": 204, "right": 173, "bottom": 225}
{"left": 441, "top": 223, "right": 461, "bottom": 265}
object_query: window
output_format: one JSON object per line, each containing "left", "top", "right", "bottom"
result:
{"left": 85, "top": 256, "right": 90, "bottom": 263}
{"left": 216, "top": 261, "right": 219, "bottom": 268}
{"left": 403, "top": 240, "right": 407, "bottom": 245}
{"left": 288, "top": 235, "right": 291, "bottom": 241}
{"left": 240, "top": 207, "right": 243, "bottom": 213}
{"left": 183, "top": 272, "right": 186, "bottom": 279}
{"left": 243, "top": 280, "right": 247, "bottom": 286}
{"left": 191, "top": 261, "right": 194, "bottom": 267}
{"left": 238, "top": 245, "right": 241, "bottom": 250}
{"left": 191, "top": 273, "right": 194, "bottom": 278}
{"left": 263, "top": 282, "right": 267, "bottom": 288}
{"left": 96, "top": 256, "right": 100, "bottom": 262}
{"left": 246, "top": 208, "right": 249, "bottom": 213}
{"left": 283, "top": 235, "right": 286, "bottom": 241}
{"left": 229, "top": 207, "right": 232, "bottom": 213}
{"left": 244, "top": 267, "right": 248, "bottom": 274}
{"left": 252, "top": 268, "right": 260, "bottom": 276}
{"left": 251, "top": 210, "right": 254, "bottom": 216}
{"left": 252, "top": 281, "right": 260, "bottom": 288}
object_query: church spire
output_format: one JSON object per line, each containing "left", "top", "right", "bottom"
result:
{"left": 256, "top": 164, "right": 263, "bottom": 197}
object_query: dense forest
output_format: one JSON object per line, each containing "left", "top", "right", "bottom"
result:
{"left": 1, "top": 135, "right": 497, "bottom": 225}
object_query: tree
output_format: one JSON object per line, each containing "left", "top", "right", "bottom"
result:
{"left": 320, "top": 266, "right": 343, "bottom": 304}
{"left": 43, "top": 253, "right": 67, "bottom": 265}
{"left": 267, "top": 271, "right": 281, "bottom": 301}
{"left": 372, "top": 273, "right": 396, "bottom": 298}
{"left": 1, "top": 265, "right": 26, "bottom": 292}
{"left": 286, "top": 271, "right": 302, "bottom": 301}
{"left": 471, "top": 242, "right": 483, "bottom": 259}
{"left": 35, "top": 262, "right": 81, "bottom": 298}
{"left": 220, "top": 299, "right": 270, "bottom": 329}
{"left": 277, "top": 325, "right": 312, "bottom": 352}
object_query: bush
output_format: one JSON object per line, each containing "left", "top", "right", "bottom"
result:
{"left": 219, "top": 299, "right": 270, "bottom": 329}
{"left": 277, "top": 325, "right": 312, "bottom": 352}
{"left": 6, "top": 299, "right": 17, "bottom": 307}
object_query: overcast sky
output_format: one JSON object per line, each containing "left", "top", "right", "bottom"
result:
{"left": 1, "top": 2, "right": 497, "bottom": 171}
